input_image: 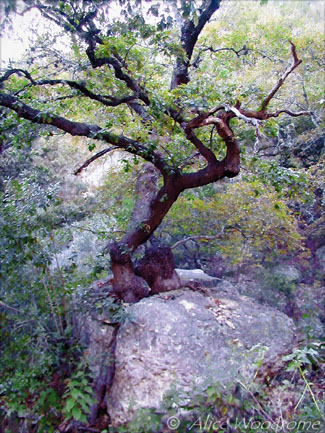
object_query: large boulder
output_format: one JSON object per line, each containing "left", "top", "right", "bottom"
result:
{"left": 81, "top": 314, "right": 115, "bottom": 377}
{"left": 106, "top": 286, "right": 296, "bottom": 426}
{"left": 176, "top": 268, "right": 221, "bottom": 287}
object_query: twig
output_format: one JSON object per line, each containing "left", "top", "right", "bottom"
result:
{"left": 237, "top": 379, "right": 275, "bottom": 424}
{"left": 0, "top": 300, "right": 25, "bottom": 314}
{"left": 180, "top": 151, "right": 200, "bottom": 169}
{"left": 209, "top": 124, "right": 216, "bottom": 148}
{"left": 191, "top": 45, "right": 274, "bottom": 68}
{"left": 45, "top": 267, "right": 64, "bottom": 336}
{"left": 171, "top": 224, "right": 248, "bottom": 250}
{"left": 74, "top": 146, "right": 119, "bottom": 175}
{"left": 266, "top": 109, "right": 312, "bottom": 119}
{"left": 171, "top": 230, "right": 225, "bottom": 250}
{"left": 294, "top": 382, "right": 307, "bottom": 412}
{"left": 70, "top": 224, "right": 107, "bottom": 236}
{"left": 297, "top": 365, "right": 323, "bottom": 418}
{"left": 48, "top": 236, "right": 65, "bottom": 335}
{"left": 13, "top": 319, "right": 36, "bottom": 330}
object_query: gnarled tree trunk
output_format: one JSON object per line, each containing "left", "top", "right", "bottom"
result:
{"left": 110, "top": 241, "right": 150, "bottom": 303}
{"left": 109, "top": 170, "right": 184, "bottom": 302}
{"left": 135, "top": 244, "right": 181, "bottom": 295}
{"left": 109, "top": 146, "right": 239, "bottom": 302}
{"left": 0, "top": 1, "right": 307, "bottom": 305}
{"left": 109, "top": 164, "right": 181, "bottom": 302}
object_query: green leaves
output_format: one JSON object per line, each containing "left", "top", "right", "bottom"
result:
{"left": 62, "top": 367, "right": 96, "bottom": 423}
{"left": 0, "top": 1, "right": 323, "bottom": 429}
{"left": 245, "top": 156, "right": 310, "bottom": 202}
{"left": 65, "top": 397, "right": 75, "bottom": 412}
{"left": 164, "top": 177, "right": 303, "bottom": 267}
{"left": 283, "top": 342, "right": 325, "bottom": 371}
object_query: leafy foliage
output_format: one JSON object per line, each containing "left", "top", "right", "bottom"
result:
{"left": 62, "top": 367, "right": 97, "bottom": 424}
{"left": 163, "top": 178, "right": 305, "bottom": 269}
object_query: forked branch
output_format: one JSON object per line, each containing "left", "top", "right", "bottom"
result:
{"left": 185, "top": 43, "right": 310, "bottom": 134}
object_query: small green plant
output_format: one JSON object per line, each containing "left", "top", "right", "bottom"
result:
{"left": 283, "top": 342, "right": 325, "bottom": 420}
{"left": 35, "top": 388, "right": 61, "bottom": 433}
{"left": 62, "top": 366, "right": 96, "bottom": 424}
{"left": 261, "top": 267, "right": 297, "bottom": 296}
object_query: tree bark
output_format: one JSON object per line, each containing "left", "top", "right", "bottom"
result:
{"left": 109, "top": 173, "right": 183, "bottom": 302}
{"left": 171, "top": 0, "right": 221, "bottom": 89}
{"left": 128, "top": 163, "right": 158, "bottom": 232}
{"left": 110, "top": 241, "right": 150, "bottom": 303}
{"left": 135, "top": 244, "right": 181, "bottom": 294}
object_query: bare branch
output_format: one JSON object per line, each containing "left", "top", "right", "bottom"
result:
{"left": 34, "top": 78, "right": 138, "bottom": 107}
{"left": 74, "top": 146, "right": 118, "bottom": 175}
{"left": 183, "top": 126, "right": 218, "bottom": 165}
{"left": 0, "top": 300, "right": 25, "bottom": 314}
{"left": 191, "top": 44, "right": 275, "bottom": 68}
{"left": 38, "top": 94, "right": 79, "bottom": 103}
{"left": 266, "top": 109, "right": 312, "bottom": 119}
{"left": 261, "top": 42, "right": 302, "bottom": 111}
{"left": 0, "top": 68, "right": 36, "bottom": 85}
{"left": 183, "top": 107, "right": 240, "bottom": 181}
{"left": 180, "top": 151, "right": 201, "bottom": 169}
{"left": 172, "top": 232, "right": 224, "bottom": 250}
{"left": 184, "top": 105, "right": 225, "bottom": 128}
{"left": 226, "top": 105, "right": 260, "bottom": 127}
{"left": 172, "top": 224, "right": 250, "bottom": 250}
{"left": 0, "top": 71, "right": 138, "bottom": 108}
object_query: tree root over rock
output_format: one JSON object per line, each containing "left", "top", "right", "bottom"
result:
{"left": 88, "top": 323, "right": 120, "bottom": 428}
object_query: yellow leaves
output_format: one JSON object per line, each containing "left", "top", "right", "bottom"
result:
{"left": 166, "top": 178, "right": 302, "bottom": 266}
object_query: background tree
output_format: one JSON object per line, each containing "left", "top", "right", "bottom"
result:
{"left": 0, "top": 0, "right": 313, "bottom": 302}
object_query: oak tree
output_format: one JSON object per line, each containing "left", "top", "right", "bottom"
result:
{"left": 0, "top": 0, "right": 311, "bottom": 302}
